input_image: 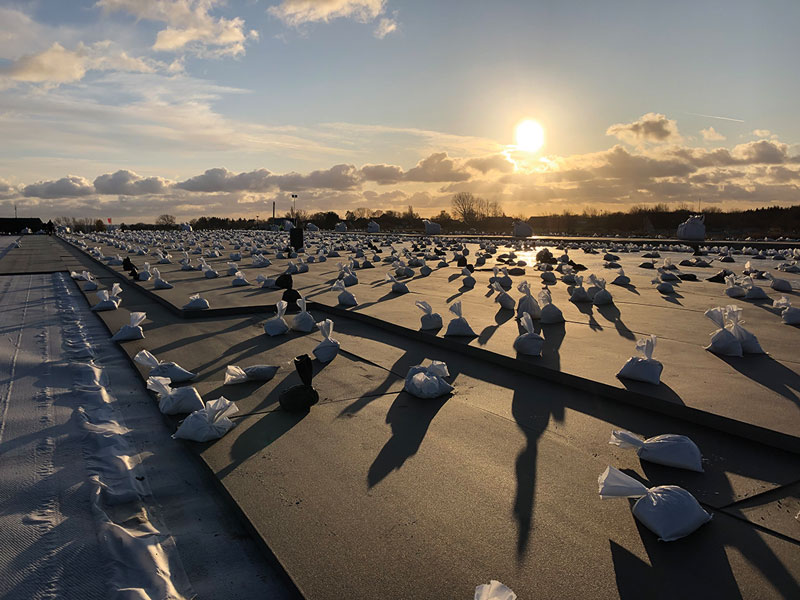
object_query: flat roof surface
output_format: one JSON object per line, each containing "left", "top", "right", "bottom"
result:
{"left": 5, "top": 233, "right": 798, "bottom": 598}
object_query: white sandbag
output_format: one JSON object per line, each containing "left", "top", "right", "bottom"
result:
{"left": 704, "top": 306, "right": 742, "bottom": 356}
{"left": 513, "top": 313, "right": 544, "bottom": 356}
{"left": 492, "top": 282, "right": 515, "bottom": 310}
{"left": 111, "top": 311, "right": 146, "bottom": 342}
{"left": 183, "top": 293, "right": 210, "bottom": 310}
{"left": 231, "top": 270, "right": 250, "bottom": 286}
{"left": 782, "top": 306, "right": 800, "bottom": 325}
{"left": 264, "top": 300, "right": 289, "bottom": 336}
{"left": 516, "top": 281, "right": 541, "bottom": 319}
{"left": 611, "top": 269, "right": 630, "bottom": 286}
{"left": 226, "top": 261, "right": 239, "bottom": 276}
{"left": 138, "top": 262, "right": 152, "bottom": 281}
{"left": 404, "top": 361, "right": 453, "bottom": 399}
{"left": 332, "top": 280, "right": 357, "bottom": 306}
{"left": 461, "top": 267, "right": 476, "bottom": 289}
{"left": 416, "top": 300, "right": 443, "bottom": 330}
{"left": 203, "top": 266, "right": 219, "bottom": 278}
{"left": 493, "top": 266, "right": 513, "bottom": 290}
{"left": 91, "top": 284, "right": 122, "bottom": 311}
{"left": 173, "top": 396, "right": 239, "bottom": 442}
{"left": 150, "top": 267, "right": 173, "bottom": 289}
{"left": 609, "top": 430, "right": 703, "bottom": 472}
{"left": 569, "top": 275, "right": 591, "bottom": 303}
{"left": 588, "top": 274, "right": 613, "bottom": 305}
{"left": 765, "top": 273, "right": 792, "bottom": 292}
{"left": 224, "top": 364, "right": 280, "bottom": 384}
{"left": 775, "top": 296, "right": 800, "bottom": 325}
{"left": 654, "top": 278, "right": 674, "bottom": 294}
{"left": 313, "top": 319, "right": 340, "bottom": 363}
{"left": 742, "top": 277, "right": 769, "bottom": 300}
{"left": 386, "top": 272, "right": 409, "bottom": 294}
{"left": 146, "top": 376, "right": 204, "bottom": 415}
{"left": 475, "top": 580, "right": 516, "bottom": 600}
{"left": 256, "top": 274, "right": 278, "bottom": 288}
{"left": 538, "top": 289, "right": 564, "bottom": 324}
{"left": 134, "top": 349, "right": 196, "bottom": 383}
{"left": 444, "top": 301, "right": 475, "bottom": 336}
{"left": 676, "top": 214, "right": 706, "bottom": 241}
{"left": 725, "top": 305, "right": 765, "bottom": 354}
{"left": 598, "top": 466, "right": 711, "bottom": 541}
{"left": 724, "top": 274, "right": 745, "bottom": 298}
{"left": 84, "top": 279, "right": 98, "bottom": 291}
{"left": 292, "top": 298, "right": 316, "bottom": 332}
{"left": 617, "top": 335, "right": 663, "bottom": 385}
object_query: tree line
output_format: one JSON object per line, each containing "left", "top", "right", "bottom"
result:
{"left": 54, "top": 194, "right": 800, "bottom": 237}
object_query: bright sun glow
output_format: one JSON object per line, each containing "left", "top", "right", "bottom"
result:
{"left": 515, "top": 119, "right": 545, "bottom": 152}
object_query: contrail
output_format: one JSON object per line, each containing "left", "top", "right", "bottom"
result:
{"left": 685, "top": 112, "right": 745, "bottom": 123}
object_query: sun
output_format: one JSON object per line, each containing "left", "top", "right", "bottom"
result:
{"left": 515, "top": 119, "right": 545, "bottom": 153}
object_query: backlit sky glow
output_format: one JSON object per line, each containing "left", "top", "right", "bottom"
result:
{"left": 1, "top": 0, "right": 798, "bottom": 222}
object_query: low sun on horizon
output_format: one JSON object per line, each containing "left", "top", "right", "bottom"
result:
{"left": 514, "top": 119, "right": 545, "bottom": 153}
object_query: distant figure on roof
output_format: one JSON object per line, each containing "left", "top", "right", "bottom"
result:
{"left": 335, "top": 222, "right": 347, "bottom": 232}
{"left": 677, "top": 214, "right": 705, "bottom": 241}
{"left": 306, "top": 222, "right": 319, "bottom": 231}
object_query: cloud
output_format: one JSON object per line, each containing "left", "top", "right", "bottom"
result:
{"left": 360, "top": 163, "right": 404, "bottom": 184}
{"left": 753, "top": 129, "right": 771, "bottom": 138}
{"left": 0, "top": 41, "right": 161, "bottom": 84}
{"left": 23, "top": 175, "right": 95, "bottom": 198}
{"left": 700, "top": 126, "right": 725, "bottom": 141}
{"left": 606, "top": 112, "right": 679, "bottom": 143}
{"left": 270, "top": 164, "right": 363, "bottom": 191}
{"left": 93, "top": 169, "right": 171, "bottom": 195}
{"left": 404, "top": 152, "right": 471, "bottom": 182}
{"left": 595, "top": 146, "right": 696, "bottom": 180}
{"left": 176, "top": 167, "right": 274, "bottom": 192}
{"left": 374, "top": 17, "right": 398, "bottom": 38}
{"left": 465, "top": 154, "right": 515, "bottom": 174}
{"left": 269, "top": 0, "right": 386, "bottom": 26}
{"left": 176, "top": 164, "right": 362, "bottom": 193}
{"left": 97, "top": 0, "right": 257, "bottom": 57}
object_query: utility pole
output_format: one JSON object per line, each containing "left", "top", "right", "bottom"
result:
{"left": 291, "top": 194, "right": 298, "bottom": 226}
{"left": 14, "top": 203, "right": 17, "bottom": 219}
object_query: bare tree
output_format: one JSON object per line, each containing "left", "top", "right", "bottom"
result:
{"left": 451, "top": 192, "right": 480, "bottom": 223}
{"left": 284, "top": 208, "right": 309, "bottom": 222}
{"left": 155, "top": 214, "right": 176, "bottom": 227}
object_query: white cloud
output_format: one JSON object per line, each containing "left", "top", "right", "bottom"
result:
{"left": 607, "top": 112, "right": 680, "bottom": 144}
{"left": 0, "top": 41, "right": 160, "bottom": 84}
{"left": 269, "top": 0, "right": 386, "bottom": 26}
{"left": 97, "top": 0, "right": 257, "bottom": 56}
{"left": 753, "top": 129, "right": 771, "bottom": 138}
{"left": 175, "top": 164, "right": 362, "bottom": 192}
{"left": 360, "top": 163, "right": 404, "bottom": 184}
{"left": 374, "top": 17, "right": 397, "bottom": 38}
{"left": 23, "top": 175, "right": 95, "bottom": 198}
{"left": 404, "top": 153, "right": 471, "bottom": 182}
{"left": 700, "top": 126, "right": 725, "bottom": 141}
{"left": 93, "top": 169, "right": 171, "bottom": 195}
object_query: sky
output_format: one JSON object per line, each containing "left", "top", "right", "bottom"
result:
{"left": 1, "top": 0, "right": 799, "bottom": 222}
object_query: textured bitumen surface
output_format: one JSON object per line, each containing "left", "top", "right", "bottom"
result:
{"left": 3, "top": 234, "right": 799, "bottom": 599}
